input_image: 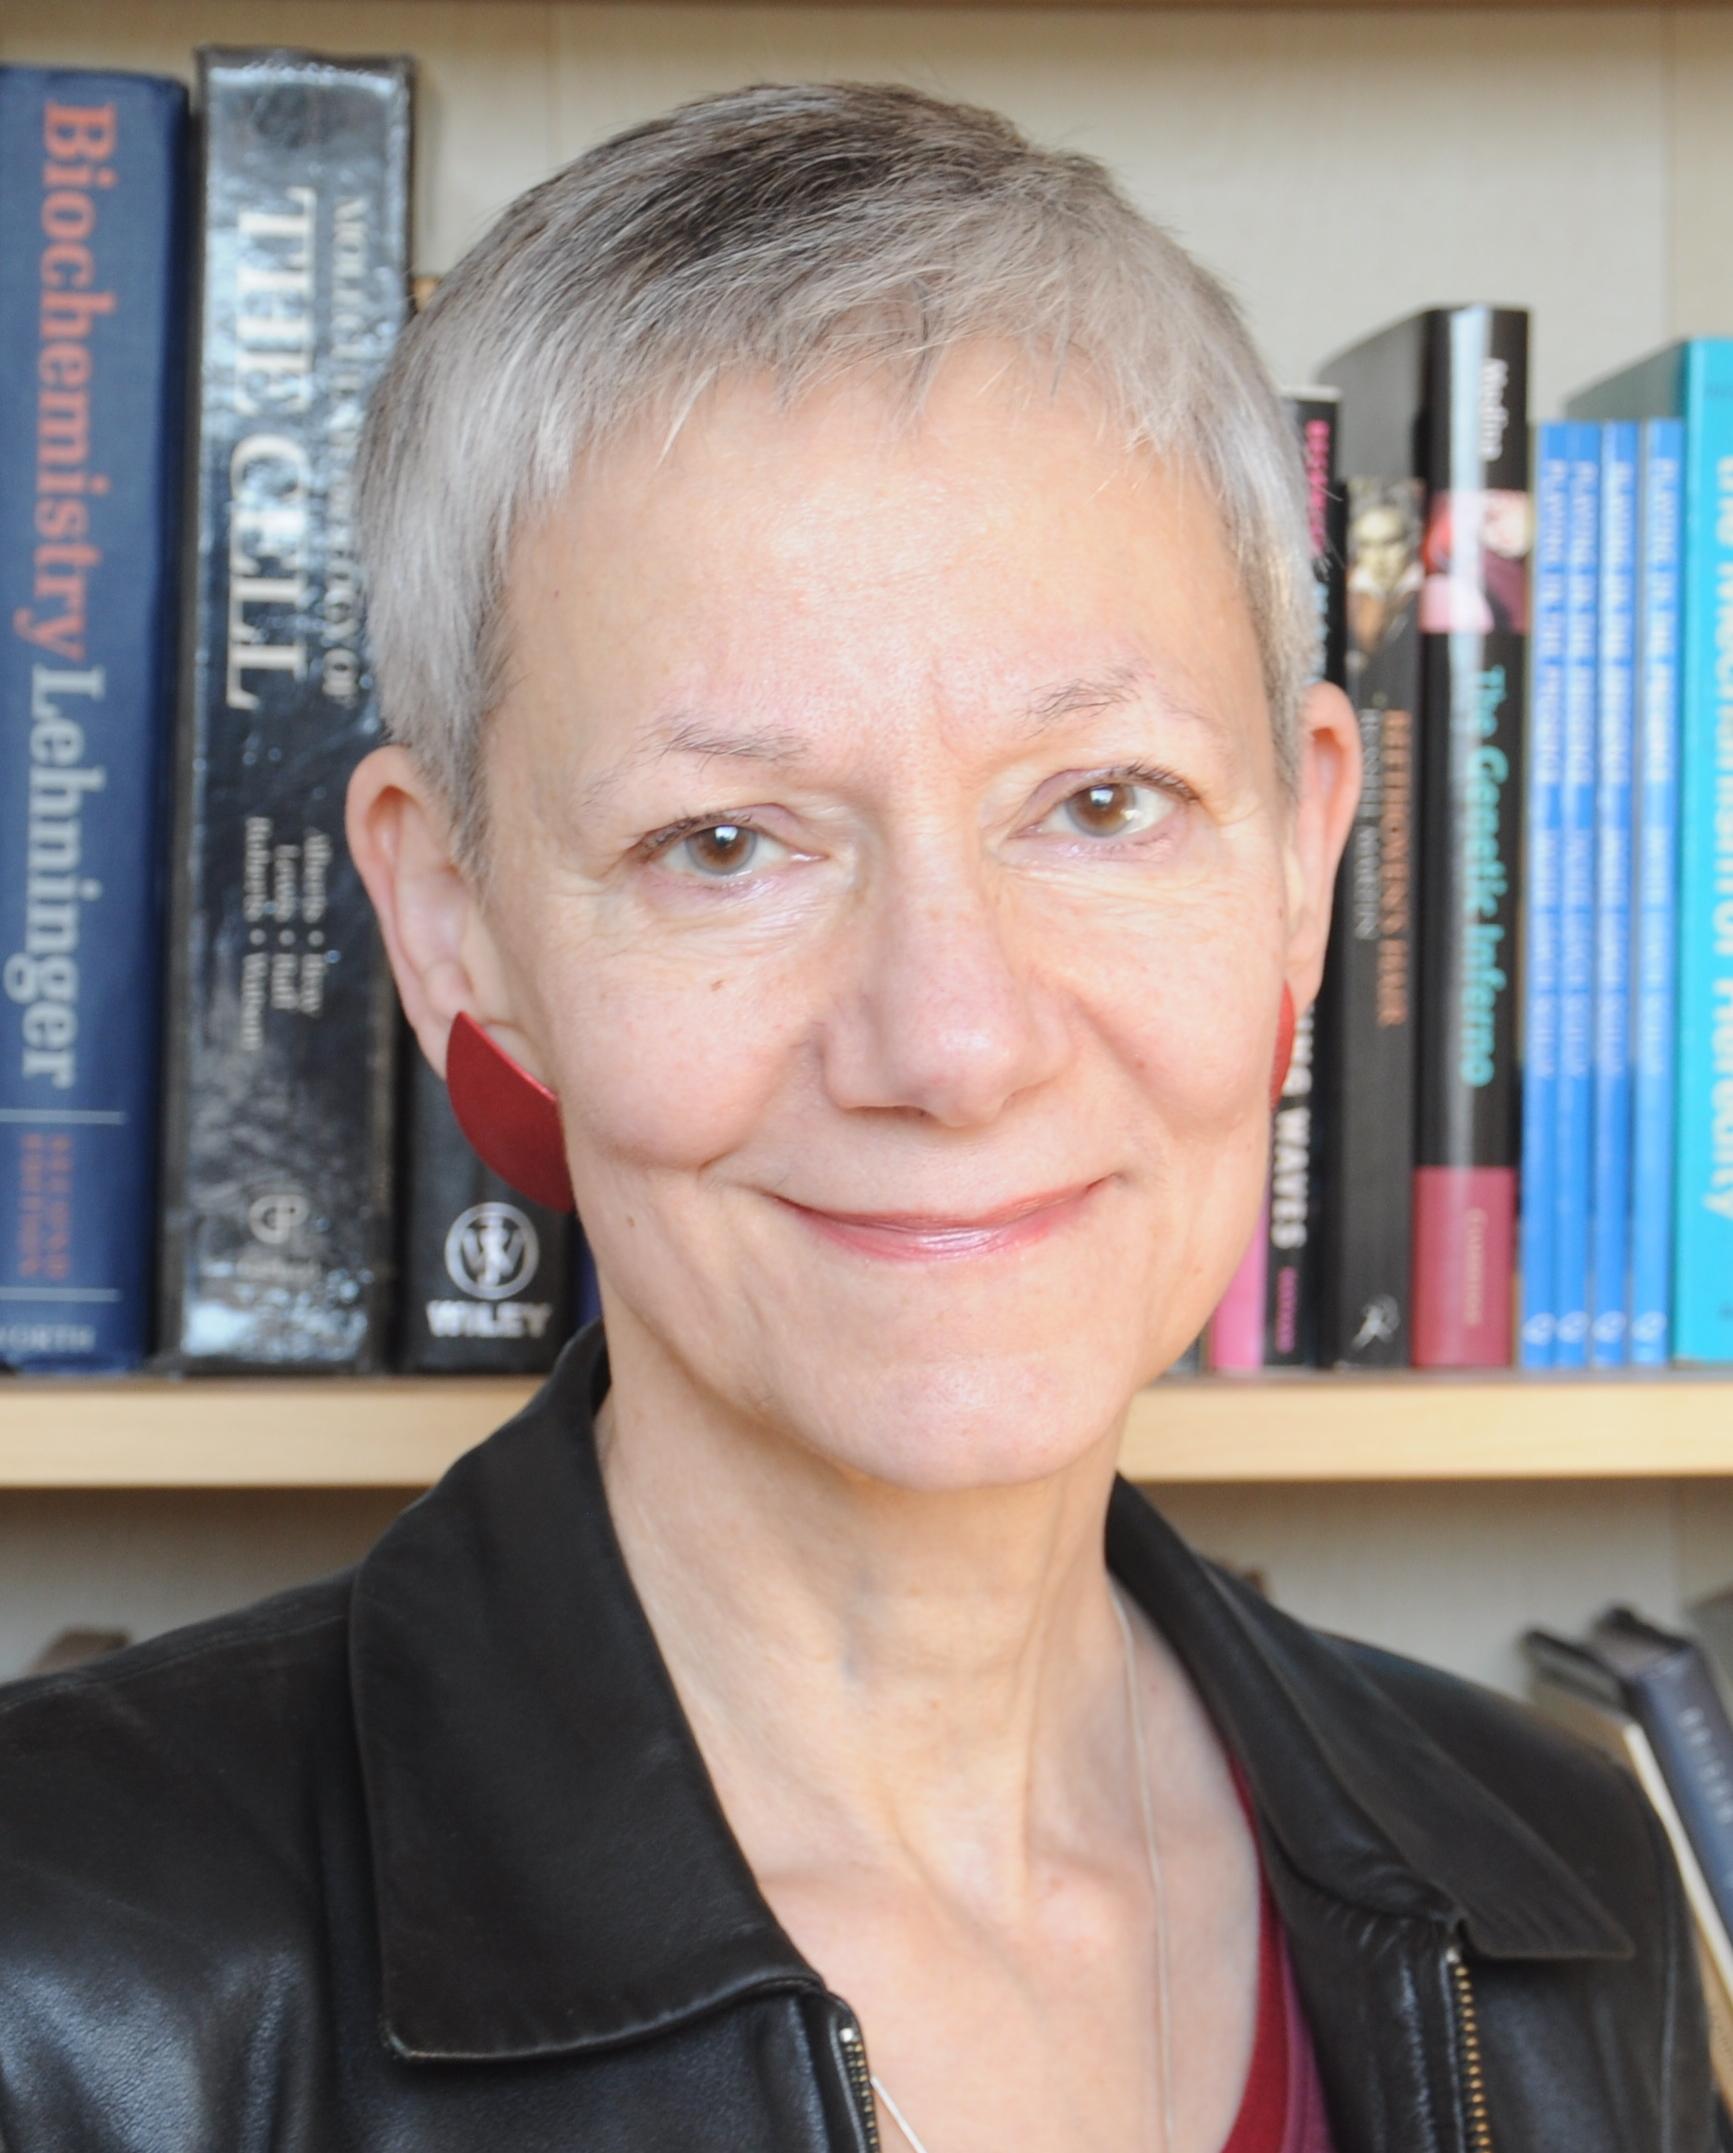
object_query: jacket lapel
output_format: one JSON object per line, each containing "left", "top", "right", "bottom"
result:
{"left": 1103, "top": 1479, "right": 1631, "bottom": 1965}
{"left": 350, "top": 1324, "right": 821, "bottom": 2061}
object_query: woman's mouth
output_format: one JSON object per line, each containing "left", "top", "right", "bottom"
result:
{"left": 774, "top": 1180, "right": 1105, "bottom": 1262}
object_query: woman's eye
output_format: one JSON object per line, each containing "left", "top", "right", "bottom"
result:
{"left": 1046, "top": 777, "right": 1178, "bottom": 841}
{"left": 664, "top": 822, "right": 778, "bottom": 877}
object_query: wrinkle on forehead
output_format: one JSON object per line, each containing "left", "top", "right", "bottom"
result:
{"left": 572, "top": 661, "right": 1230, "bottom": 823}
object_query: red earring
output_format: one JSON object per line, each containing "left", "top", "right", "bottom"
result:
{"left": 445, "top": 1011, "right": 577, "bottom": 1214}
{"left": 1270, "top": 983, "right": 1296, "bottom": 1113}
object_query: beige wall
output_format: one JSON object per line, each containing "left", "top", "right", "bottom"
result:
{"left": 2, "top": 0, "right": 1729, "bottom": 1689}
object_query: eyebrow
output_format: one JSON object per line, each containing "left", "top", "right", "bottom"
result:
{"left": 574, "top": 717, "right": 803, "bottom": 818}
{"left": 658, "top": 717, "right": 807, "bottom": 765}
{"left": 1020, "top": 665, "right": 1230, "bottom": 758}
{"left": 1019, "top": 666, "right": 1147, "bottom": 733}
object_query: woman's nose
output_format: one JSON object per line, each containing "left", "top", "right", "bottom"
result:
{"left": 819, "top": 857, "right": 1074, "bottom": 1128}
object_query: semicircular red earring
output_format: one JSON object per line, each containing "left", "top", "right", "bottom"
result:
{"left": 1270, "top": 982, "right": 1297, "bottom": 1114}
{"left": 445, "top": 1010, "right": 577, "bottom": 1214}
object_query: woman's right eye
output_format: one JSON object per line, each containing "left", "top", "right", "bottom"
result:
{"left": 658, "top": 822, "right": 785, "bottom": 878}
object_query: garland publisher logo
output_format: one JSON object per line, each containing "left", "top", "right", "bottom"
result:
{"left": 247, "top": 1188, "right": 314, "bottom": 1252}
{"left": 444, "top": 1203, "right": 539, "bottom": 1302}
{"left": 219, "top": 1181, "right": 325, "bottom": 1293}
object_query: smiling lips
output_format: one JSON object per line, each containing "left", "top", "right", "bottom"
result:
{"left": 779, "top": 1180, "right": 1103, "bottom": 1262}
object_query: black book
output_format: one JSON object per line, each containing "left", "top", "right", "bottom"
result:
{"left": 1525, "top": 1611, "right": 1733, "bottom": 1950}
{"left": 156, "top": 49, "right": 412, "bottom": 1368}
{"left": 395, "top": 1026, "right": 576, "bottom": 1374}
{"left": 1264, "top": 392, "right": 1347, "bottom": 1366}
{"left": 1323, "top": 307, "right": 1529, "bottom": 1369}
{"left": 1307, "top": 446, "right": 1421, "bottom": 1367}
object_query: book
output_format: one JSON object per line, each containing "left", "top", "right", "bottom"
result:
{"left": 1518, "top": 428, "right": 1571, "bottom": 1367}
{"left": 1591, "top": 422, "right": 1638, "bottom": 1366}
{"left": 1568, "top": 344, "right": 1733, "bottom": 1364}
{"left": 0, "top": 68, "right": 189, "bottom": 1371}
{"left": 1262, "top": 391, "right": 1345, "bottom": 1367}
{"left": 1524, "top": 1656, "right": 1733, "bottom": 2112}
{"left": 1324, "top": 307, "right": 1530, "bottom": 1369}
{"left": 395, "top": 1027, "right": 576, "bottom": 1374}
{"left": 1631, "top": 421, "right": 1685, "bottom": 1366}
{"left": 1265, "top": 999, "right": 1320, "bottom": 1365}
{"left": 1309, "top": 468, "right": 1421, "bottom": 1366}
{"left": 156, "top": 49, "right": 412, "bottom": 1368}
{"left": 1555, "top": 427, "right": 1602, "bottom": 1369}
{"left": 1578, "top": 1609, "right": 1733, "bottom": 1949}
{"left": 1691, "top": 1585, "right": 1733, "bottom": 1720}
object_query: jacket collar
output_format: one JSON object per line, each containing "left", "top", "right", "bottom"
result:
{"left": 351, "top": 1325, "right": 1626, "bottom": 2064}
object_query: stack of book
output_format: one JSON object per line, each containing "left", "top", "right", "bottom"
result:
{"left": 0, "top": 53, "right": 586, "bottom": 1378}
{"left": 1517, "top": 350, "right": 1733, "bottom": 1371}
{"left": 1206, "top": 319, "right": 1733, "bottom": 1375}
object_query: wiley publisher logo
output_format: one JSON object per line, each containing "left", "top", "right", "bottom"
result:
{"left": 444, "top": 1202, "right": 539, "bottom": 1302}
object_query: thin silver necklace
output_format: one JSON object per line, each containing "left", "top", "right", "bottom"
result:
{"left": 867, "top": 1583, "right": 1176, "bottom": 2153}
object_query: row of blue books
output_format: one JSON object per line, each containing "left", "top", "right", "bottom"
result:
{"left": 1519, "top": 346, "right": 1733, "bottom": 1368}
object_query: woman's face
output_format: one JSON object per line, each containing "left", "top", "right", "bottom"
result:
{"left": 462, "top": 348, "right": 1355, "bottom": 1488}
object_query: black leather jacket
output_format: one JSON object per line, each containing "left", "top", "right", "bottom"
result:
{"left": 0, "top": 1326, "right": 1713, "bottom": 2151}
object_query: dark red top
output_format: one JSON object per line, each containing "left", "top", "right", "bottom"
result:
{"left": 1219, "top": 1768, "right": 1337, "bottom": 2153}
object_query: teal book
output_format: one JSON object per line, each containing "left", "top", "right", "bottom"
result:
{"left": 1569, "top": 344, "right": 1733, "bottom": 1363}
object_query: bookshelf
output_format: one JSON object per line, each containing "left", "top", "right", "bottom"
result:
{"left": 399, "top": 1, "right": 1713, "bottom": 10}
{"left": 0, "top": 1372, "right": 1731, "bottom": 1489}
{"left": 2, "top": 0, "right": 1732, "bottom": 1691}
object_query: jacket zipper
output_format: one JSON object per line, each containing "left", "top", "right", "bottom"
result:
{"left": 837, "top": 2012, "right": 883, "bottom": 2152}
{"left": 1445, "top": 1943, "right": 1495, "bottom": 2153}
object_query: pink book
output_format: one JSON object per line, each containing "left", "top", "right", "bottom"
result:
{"left": 1209, "top": 1188, "right": 1270, "bottom": 1371}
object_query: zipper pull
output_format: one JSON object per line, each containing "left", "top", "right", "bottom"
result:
{"left": 837, "top": 2012, "right": 883, "bottom": 2152}
{"left": 1444, "top": 1943, "right": 1496, "bottom": 2153}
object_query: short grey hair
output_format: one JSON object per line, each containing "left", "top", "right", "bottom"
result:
{"left": 357, "top": 81, "right": 1318, "bottom": 882}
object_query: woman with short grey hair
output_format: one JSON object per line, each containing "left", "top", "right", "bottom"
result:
{"left": 0, "top": 80, "right": 1710, "bottom": 2153}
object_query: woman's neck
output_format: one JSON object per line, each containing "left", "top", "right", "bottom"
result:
{"left": 592, "top": 1307, "right": 1160, "bottom": 1914}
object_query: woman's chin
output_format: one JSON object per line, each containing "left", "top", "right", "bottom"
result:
{"left": 782, "top": 1341, "right": 1150, "bottom": 1496}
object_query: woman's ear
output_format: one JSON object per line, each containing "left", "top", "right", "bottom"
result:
{"left": 1281, "top": 679, "right": 1363, "bottom": 1009}
{"left": 345, "top": 744, "right": 517, "bottom": 1081}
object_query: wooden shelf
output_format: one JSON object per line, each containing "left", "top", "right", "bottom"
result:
{"left": 0, "top": 1370, "right": 1728, "bottom": 1489}
{"left": 434, "top": 1, "right": 1695, "bottom": 11}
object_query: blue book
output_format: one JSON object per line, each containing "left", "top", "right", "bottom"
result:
{"left": 1590, "top": 423, "right": 1638, "bottom": 1366}
{"left": 1554, "top": 425, "right": 1601, "bottom": 1369}
{"left": 1571, "top": 346, "right": 1733, "bottom": 1363}
{"left": 1520, "top": 427, "right": 1571, "bottom": 1367}
{"left": 0, "top": 69, "right": 189, "bottom": 1369}
{"left": 1630, "top": 421, "right": 1684, "bottom": 1365}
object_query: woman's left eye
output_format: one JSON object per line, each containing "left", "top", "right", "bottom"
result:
{"left": 1039, "top": 776, "right": 1182, "bottom": 842}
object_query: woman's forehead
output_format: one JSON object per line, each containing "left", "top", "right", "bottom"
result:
{"left": 504, "top": 354, "right": 1260, "bottom": 741}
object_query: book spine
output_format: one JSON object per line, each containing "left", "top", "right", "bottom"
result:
{"left": 1314, "top": 474, "right": 1421, "bottom": 1365}
{"left": 1519, "top": 428, "right": 1570, "bottom": 1367}
{"left": 157, "top": 50, "right": 412, "bottom": 1368}
{"left": 0, "top": 71, "right": 188, "bottom": 1370}
{"left": 1411, "top": 307, "right": 1530, "bottom": 1367}
{"left": 1591, "top": 422, "right": 1638, "bottom": 1366}
{"left": 1675, "top": 347, "right": 1733, "bottom": 1363}
{"left": 1265, "top": 1000, "right": 1319, "bottom": 1363}
{"left": 1263, "top": 393, "right": 1342, "bottom": 1365}
{"left": 1524, "top": 1669, "right": 1733, "bottom": 2054}
{"left": 1555, "top": 425, "right": 1602, "bottom": 1369}
{"left": 1623, "top": 1646, "right": 1733, "bottom": 1946}
{"left": 395, "top": 1031, "right": 575, "bottom": 1373}
{"left": 1631, "top": 420, "right": 1683, "bottom": 1365}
